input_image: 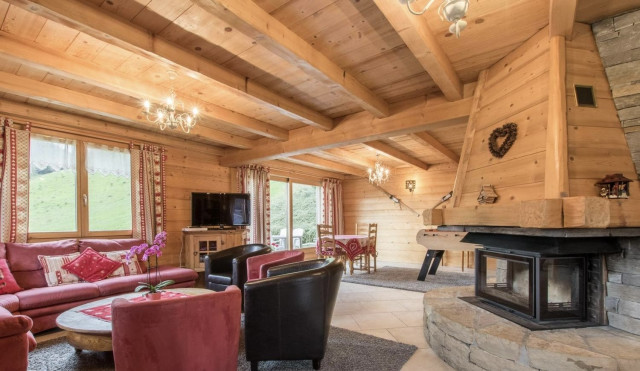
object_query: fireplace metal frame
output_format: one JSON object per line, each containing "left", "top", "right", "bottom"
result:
{"left": 476, "top": 249, "right": 587, "bottom": 323}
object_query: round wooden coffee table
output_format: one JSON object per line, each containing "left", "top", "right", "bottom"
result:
{"left": 56, "top": 288, "right": 211, "bottom": 351}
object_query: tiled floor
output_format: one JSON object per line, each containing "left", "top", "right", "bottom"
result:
{"left": 332, "top": 282, "right": 453, "bottom": 371}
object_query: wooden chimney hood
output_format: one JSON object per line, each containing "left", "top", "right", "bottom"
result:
{"left": 423, "top": 24, "right": 640, "bottom": 229}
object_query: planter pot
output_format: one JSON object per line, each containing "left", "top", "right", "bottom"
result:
{"left": 145, "top": 292, "right": 163, "bottom": 301}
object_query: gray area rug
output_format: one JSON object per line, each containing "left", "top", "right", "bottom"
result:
{"left": 29, "top": 326, "right": 417, "bottom": 371}
{"left": 342, "top": 266, "right": 475, "bottom": 292}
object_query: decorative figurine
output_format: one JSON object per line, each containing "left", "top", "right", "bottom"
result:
{"left": 477, "top": 184, "right": 498, "bottom": 204}
{"left": 595, "top": 174, "right": 633, "bottom": 199}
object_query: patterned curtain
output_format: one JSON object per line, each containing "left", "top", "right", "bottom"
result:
{"left": 321, "top": 178, "right": 343, "bottom": 235}
{"left": 237, "top": 165, "right": 270, "bottom": 244}
{"left": 0, "top": 118, "right": 30, "bottom": 243}
{"left": 130, "top": 144, "right": 166, "bottom": 242}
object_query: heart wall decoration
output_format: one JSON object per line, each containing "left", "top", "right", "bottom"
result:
{"left": 488, "top": 122, "right": 517, "bottom": 158}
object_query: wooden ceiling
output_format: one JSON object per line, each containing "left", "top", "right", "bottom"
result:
{"left": 0, "top": 0, "right": 638, "bottom": 178}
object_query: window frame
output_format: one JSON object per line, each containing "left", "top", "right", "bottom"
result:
{"left": 28, "top": 129, "right": 133, "bottom": 240}
{"left": 269, "top": 176, "right": 321, "bottom": 251}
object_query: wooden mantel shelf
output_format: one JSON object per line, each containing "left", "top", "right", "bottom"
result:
{"left": 423, "top": 197, "right": 640, "bottom": 229}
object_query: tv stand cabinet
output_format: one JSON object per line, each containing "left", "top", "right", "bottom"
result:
{"left": 182, "top": 229, "right": 249, "bottom": 271}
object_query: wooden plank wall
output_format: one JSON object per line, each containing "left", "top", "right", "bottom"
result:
{"left": 592, "top": 10, "right": 640, "bottom": 180}
{"left": 163, "top": 150, "right": 231, "bottom": 266}
{"left": 5, "top": 105, "right": 233, "bottom": 267}
{"left": 342, "top": 164, "right": 457, "bottom": 265}
{"left": 455, "top": 27, "right": 551, "bottom": 207}
{"left": 567, "top": 23, "right": 640, "bottom": 197}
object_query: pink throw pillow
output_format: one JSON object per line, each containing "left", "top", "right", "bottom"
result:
{"left": 0, "top": 259, "right": 23, "bottom": 294}
{"left": 62, "top": 247, "right": 121, "bottom": 282}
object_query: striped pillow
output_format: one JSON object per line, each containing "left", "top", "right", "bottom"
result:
{"left": 37, "top": 252, "right": 81, "bottom": 287}
{"left": 100, "top": 250, "right": 145, "bottom": 277}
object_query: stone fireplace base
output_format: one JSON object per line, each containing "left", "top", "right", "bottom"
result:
{"left": 424, "top": 286, "right": 640, "bottom": 370}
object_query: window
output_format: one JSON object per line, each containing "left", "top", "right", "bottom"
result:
{"left": 269, "top": 178, "right": 320, "bottom": 250}
{"left": 28, "top": 133, "right": 132, "bottom": 236}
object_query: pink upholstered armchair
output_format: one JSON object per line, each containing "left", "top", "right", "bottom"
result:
{"left": 246, "top": 250, "right": 305, "bottom": 281}
{"left": 0, "top": 306, "right": 36, "bottom": 371}
{"left": 111, "top": 286, "right": 241, "bottom": 371}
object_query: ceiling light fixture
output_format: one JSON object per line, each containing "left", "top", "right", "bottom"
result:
{"left": 141, "top": 71, "right": 199, "bottom": 134}
{"left": 402, "top": 0, "right": 470, "bottom": 38}
{"left": 368, "top": 154, "right": 390, "bottom": 186}
{"left": 406, "top": 180, "right": 416, "bottom": 193}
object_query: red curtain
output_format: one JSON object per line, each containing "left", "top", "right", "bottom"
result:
{"left": 237, "top": 165, "right": 270, "bottom": 244}
{"left": 321, "top": 178, "right": 343, "bottom": 235}
{"left": 0, "top": 118, "right": 30, "bottom": 243}
{"left": 131, "top": 144, "right": 166, "bottom": 243}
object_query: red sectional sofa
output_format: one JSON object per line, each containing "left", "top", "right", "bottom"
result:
{"left": 0, "top": 238, "right": 198, "bottom": 333}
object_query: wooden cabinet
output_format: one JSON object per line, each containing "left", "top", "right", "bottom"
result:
{"left": 182, "top": 229, "right": 249, "bottom": 271}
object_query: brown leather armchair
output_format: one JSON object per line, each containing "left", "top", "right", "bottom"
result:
{"left": 243, "top": 258, "right": 343, "bottom": 370}
{"left": 204, "top": 244, "right": 271, "bottom": 294}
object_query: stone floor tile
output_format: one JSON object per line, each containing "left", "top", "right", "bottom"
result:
{"left": 388, "top": 326, "right": 430, "bottom": 348}
{"left": 331, "top": 314, "right": 360, "bottom": 331}
{"left": 356, "top": 328, "right": 397, "bottom": 342}
{"left": 401, "top": 348, "right": 454, "bottom": 371}
{"left": 393, "top": 310, "right": 424, "bottom": 327}
{"left": 354, "top": 312, "right": 406, "bottom": 330}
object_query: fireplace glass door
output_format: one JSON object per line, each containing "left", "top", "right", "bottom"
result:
{"left": 539, "top": 257, "right": 585, "bottom": 321}
{"left": 477, "top": 251, "right": 534, "bottom": 318}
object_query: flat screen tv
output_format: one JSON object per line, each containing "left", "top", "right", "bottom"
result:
{"left": 191, "top": 193, "right": 251, "bottom": 227}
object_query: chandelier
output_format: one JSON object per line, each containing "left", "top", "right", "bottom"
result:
{"left": 403, "top": 0, "right": 470, "bottom": 38}
{"left": 368, "top": 155, "right": 390, "bottom": 186}
{"left": 142, "top": 71, "right": 199, "bottom": 133}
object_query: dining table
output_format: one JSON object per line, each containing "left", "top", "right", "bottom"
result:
{"left": 316, "top": 234, "right": 370, "bottom": 275}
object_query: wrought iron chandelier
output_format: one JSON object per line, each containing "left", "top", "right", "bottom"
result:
{"left": 368, "top": 155, "right": 390, "bottom": 186}
{"left": 403, "top": 0, "right": 470, "bottom": 38}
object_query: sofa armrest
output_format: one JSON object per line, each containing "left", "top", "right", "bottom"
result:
{"left": 0, "top": 307, "right": 33, "bottom": 338}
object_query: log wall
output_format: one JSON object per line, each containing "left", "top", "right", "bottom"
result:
{"left": 568, "top": 23, "right": 640, "bottom": 196}
{"left": 342, "top": 164, "right": 457, "bottom": 265}
{"left": 456, "top": 27, "right": 550, "bottom": 207}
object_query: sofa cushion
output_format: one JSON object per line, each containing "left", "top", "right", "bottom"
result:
{"left": 100, "top": 250, "right": 145, "bottom": 277}
{"left": 93, "top": 266, "right": 198, "bottom": 296}
{"left": 0, "top": 294, "right": 19, "bottom": 312}
{"left": 15, "top": 283, "right": 100, "bottom": 311}
{"left": 37, "top": 253, "right": 82, "bottom": 287}
{"left": 0, "top": 259, "right": 22, "bottom": 294}
{"left": 0, "top": 243, "right": 5, "bottom": 259}
{"left": 93, "top": 274, "right": 148, "bottom": 296}
{"left": 6, "top": 239, "right": 79, "bottom": 289}
{"left": 80, "top": 239, "right": 147, "bottom": 273}
{"left": 156, "top": 266, "right": 199, "bottom": 284}
{"left": 62, "top": 248, "right": 121, "bottom": 282}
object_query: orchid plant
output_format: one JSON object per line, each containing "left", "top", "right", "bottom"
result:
{"left": 127, "top": 231, "right": 174, "bottom": 294}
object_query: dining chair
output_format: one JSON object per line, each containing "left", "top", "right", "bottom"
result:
{"left": 368, "top": 223, "right": 378, "bottom": 272}
{"left": 316, "top": 224, "right": 346, "bottom": 271}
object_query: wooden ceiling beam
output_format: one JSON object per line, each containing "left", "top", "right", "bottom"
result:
{"left": 549, "top": 0, "right": 577, "bottom": 38}
{"left": 363, "top": 140, "right": 429, "bottom": 171}
{"left": 0, "top": 99, "right": 223, "bottom": 155}
{"left": 323, "top": 148, "right": 375, "bottom": 169}
{"left": 286, "top": 155, "right": 365, "bottom": 177}
{"left": 410, "top": 131, "right": 460, "bottom": 164}
{"left": 192, "top": 0, "right": 390, "bottom": 118}
{"left": 0, "top": 70, "right": 253, "bottom": 148}
{"left": 372, "top": 0, "right": 463, "bottom": 101}
{"left": 220, "top": 95, "right": 472, "bottom": 166}
{"left": 0, "top": 32, "right": 288, "bottom": 141}
{"left": 8, "top": 0, "right": 333, "bottom": 130}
